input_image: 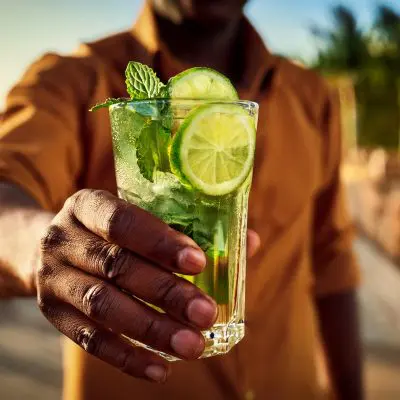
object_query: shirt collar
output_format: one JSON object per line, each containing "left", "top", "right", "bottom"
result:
{"left": 131, "top": 2, "right": 160, "bottom": 60}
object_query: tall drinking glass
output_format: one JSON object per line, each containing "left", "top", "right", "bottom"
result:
{"left": 109, "top": 99, "right": 258, "bottom": 360}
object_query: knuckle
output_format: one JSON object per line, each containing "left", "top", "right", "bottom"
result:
{"left": 82, "top": 283, "right": 113, "bottom": 321}
{"left": 36, "top": 261, "right": 55, "bottom": 283}
{"left": 154, "top": 277, "right": 183, "bottom": 309}
{"left": 90, "top": 189, "right": 110, "bottom": 200}
{"left": 150, "top": 234, "right": 169, "bottom": 256}
{"left": 88, "top": 189, "right": 110, "bottom": 211}
{"left": 64, "top": 190, "right": 88, "bottom": 212}
{"left": 116, "top": 347, "right": 138, "bottom": 375}
{"left": 105, "top": 203, "right": 135, "bottom": 242}
{"left": 65, "top": 278, "right": 81, "bottom": 300}
{"left": 137, "top": 318, "right": 163, "bottom": 346}
{"left": 93, "top": 242, "right": 131, "bottom": 279}
{"left": 75, "top": 326, "right": 103, "bottom": 355}
{"left": 109, "top": 247, "right": 132, "bottom": 280}
{"left": 63, "top": 195, "right": 77, "bottom": 214}
{"left": 40, "top": 225, "right": 67, "bottom": 252}
{"left": 65, "top": 189, "right": 97, "bottom": 215}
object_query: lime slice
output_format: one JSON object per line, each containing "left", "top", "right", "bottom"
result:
{"left": 170, "top": 104, "right": 255, "bottom": 196}
{"left": 167, "top": 67, "right": 238, "bottom": 100}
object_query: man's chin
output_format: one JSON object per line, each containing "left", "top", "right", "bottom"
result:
{"left": 184, "top": 0, "right": 245, "bottom": 26}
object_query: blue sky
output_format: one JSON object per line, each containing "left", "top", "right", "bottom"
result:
{"left": 1, "top": 0, "right": 399, "bottom": 107}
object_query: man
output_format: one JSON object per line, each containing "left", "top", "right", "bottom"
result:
{"left": 0, "top": 0, "right": 363, "bottom": 399}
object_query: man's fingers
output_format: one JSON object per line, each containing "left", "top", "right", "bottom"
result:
{"left": 54, "top": 226, "right": 217, "bottom": 329}
{"left": 65, "top": 189, "right": 206, "bottom": 274}
{"left": 38, "top": 301, "right": 170, "bottom": 382}
{"left": 40, "top": 265, "right": 205, "bottom": 360}
{"left": 247, "top": 229, "right": 261, "bottom": 258}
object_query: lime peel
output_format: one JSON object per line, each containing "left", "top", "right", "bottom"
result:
{"left": 167, "top": 67, "right": 239, "bottom": 100}
{"left": 170, "top": 104, "right": 255, "bottom": 196}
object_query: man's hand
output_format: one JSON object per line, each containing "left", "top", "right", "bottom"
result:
{"left": 37, "top": 189, "right": 260, "bottom": 383}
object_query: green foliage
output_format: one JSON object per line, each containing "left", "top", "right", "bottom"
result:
{"left": 136, "top": 121, "right": 171, "bottom": 181}
{"left": 91, "top": 62, "right": 168, "bottom": 111}
{"left": 125, "top": 61, "right": 166, "bottom": 99}
{"left": 310, "top": 5, "right": 370, "bottom": 72}
{"left": 311, "top": 4, "right": 400, "bottom": 149}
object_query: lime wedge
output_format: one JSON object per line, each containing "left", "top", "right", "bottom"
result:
{"left": 167, "top": 67, "right": 238, "bottom": 100}
{"left": 170, "top": 104, "right": 255, "bottom": 196}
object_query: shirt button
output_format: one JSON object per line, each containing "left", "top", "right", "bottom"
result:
{"left": 245, "top": 390, "right": 255, "bottom": 400}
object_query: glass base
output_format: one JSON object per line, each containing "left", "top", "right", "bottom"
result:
{"left": 124, "top": 323, "right": 244, "bottom": 362}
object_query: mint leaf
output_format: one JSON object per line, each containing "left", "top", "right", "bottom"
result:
{"left": 125, "top": 62, "right": 166, "bottom": 99}
{"left": 136, "top": 123, "right": 157, "bottom": 181}
{"left": 159, "top": 85, "right": 169, "bottom": 98}
{"left": 89, "top": 97, "right": 128, "bottom": 112}
{"left": 136, "top": 122, "right": 171, "bottom": 181}
{"left": 160, "top": 105, "right": 173, "bottom": 130}
{"left": 110, "top": 106, "right": 151, "bottom": 161}
{"left": 145, "top": 174, "right": 197, "bottom": 227}
{"left": 155, "top": 127, "right": 172, "bottom": 173}
{"left": 153, "top": 204, "right": 195, "bottom": 227}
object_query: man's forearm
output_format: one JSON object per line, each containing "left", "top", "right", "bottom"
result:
{"left": 316, "top": 290, "right": 364, "bottom": 400}
{"left": 0, "top": 182, "right": 53, "bottom": 298}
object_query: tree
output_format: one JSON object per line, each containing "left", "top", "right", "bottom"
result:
{"left": 311, "top": 4, "right": 400, "bottom": 149}
{"left": 310, "top": 5, "right": 370, "bottom": 72}
{"left": 375, "top": 5, "right": 400, "bottom": 50}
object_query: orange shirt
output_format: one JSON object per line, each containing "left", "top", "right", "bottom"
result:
{"left": 0, "top": 5, "right": 359, "bottom": 400}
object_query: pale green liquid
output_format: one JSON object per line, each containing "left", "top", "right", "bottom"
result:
{"left": 110, "top": 100, "right": 254, "bottom": 360}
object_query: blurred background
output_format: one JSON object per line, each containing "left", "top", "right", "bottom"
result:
{"left": 1, "top": 0, "right": 400, "bottom": 399}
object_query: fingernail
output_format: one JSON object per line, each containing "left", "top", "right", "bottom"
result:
{"left": 177, "top": 248, "right": 206, "bottom": 273}
{"left": 145, "top": 365, "right": 167, "bottom": 383}
{"left": 247, "top": 230, "right": 261, "bottom": 258}
{"left": 170, "top": 329, "right": 204, "bottom": 359}
{"left": 187, "top": 297, "right": 218, "bottom": 328}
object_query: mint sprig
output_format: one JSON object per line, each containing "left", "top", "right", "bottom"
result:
{"left": 125, "top": 62, "right": 166, "bottom": 99}
{"left": 90, "top": 62, "right": 167, "bottom": 111}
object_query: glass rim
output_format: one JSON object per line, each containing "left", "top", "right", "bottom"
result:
{"left": 110, "top": 98, "right": 259, "bottom": 110}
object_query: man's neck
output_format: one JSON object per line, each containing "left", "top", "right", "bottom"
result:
{"left": 154, "top": 13, "right": 244, "bottom": 83}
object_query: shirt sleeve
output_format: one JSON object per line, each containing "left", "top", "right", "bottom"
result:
{"left": 0, "top": 52, "right": 95, "bottom": 211}
{"left": 312, "top": 86, "right": 361, "bottom": 297}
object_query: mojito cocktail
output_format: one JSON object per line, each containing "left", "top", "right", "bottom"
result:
{"left": 93, "top": 63, "right": 258, "bottom": 360}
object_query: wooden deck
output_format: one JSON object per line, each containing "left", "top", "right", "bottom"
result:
{"left": 0, "top": 236, "right": 400, "bottom": 399}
